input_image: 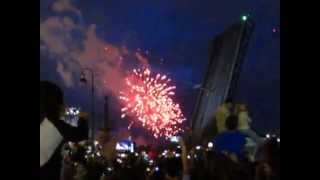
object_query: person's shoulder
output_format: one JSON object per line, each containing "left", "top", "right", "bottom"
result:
{"left": 236, "top": 131, "right": 248, "bottom": 139}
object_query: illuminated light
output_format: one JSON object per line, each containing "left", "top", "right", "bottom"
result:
{"left": 94, "top": 141, "right": 99, "bottom": 146}
{"left": 266, "top": 134, "right": 270, "bottom": 139}
{"left": 277, "top": 138, "right": 280, "bottom": 143}
{"left": 175, "top": 153, "right": 181, "bottom": 157}
{"left": 196, "top": 146, "right": 201, "bottom": 150}
{"left": 118, "top": 68, "right": 186, "bottom": 138}
{"left": 107, "top": 167, "right": 113, "bottom": 171}
{"left": 97, "top": 152, "right": 101, "bottom": 157}
{"left": 68, "top": 142, "right": 73, "bottom": 146}
{"left": 177, "top": 146, "right": 181, "bottom": 149}
{"left": 146, "top": 167, "right": 151, "bottom": 172}
{"left": 187, "top": 155, "right": 191, "bottom": 159}
{"left": 135, "top": 152, "right": 139, "bottom": 157}
{"left": 155, "top": 167, "right": 159, "bottom": 171}
{"left": 120, "top": 153, "right": 127, "bottom": 158}
{"left": 242, "top": 15, "right": 248, "bottom": 21}
{"left": 208, "top": 142, "right": 213, "bottom": 148}
{"left": 117, "top": 158, "right": 123, "bottom": 164}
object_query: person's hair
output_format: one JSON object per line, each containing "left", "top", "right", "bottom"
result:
{"left": 40, "top": 81, "right": 64, "bottom": 123}
{"left": 225, "top": 115, "right": 239, "bottom": 130}
{"left": 225, "top": 97, "right": 233, "bottom": 104}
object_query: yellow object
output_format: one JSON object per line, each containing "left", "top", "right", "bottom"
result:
{"left": 215, "top": 104, "right": 230, "bottom": 133}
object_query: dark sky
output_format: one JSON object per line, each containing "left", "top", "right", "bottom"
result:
{"left": 40, "top": 0, "right": 279, "bottom": 135}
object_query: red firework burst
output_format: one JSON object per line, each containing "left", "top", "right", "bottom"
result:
{"left": 119, "top": 68, "right": 186, "bottom": 139}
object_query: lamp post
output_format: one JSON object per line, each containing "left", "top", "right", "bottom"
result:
{"left": 80, "top": 68, "right": 95, "bottom": 141}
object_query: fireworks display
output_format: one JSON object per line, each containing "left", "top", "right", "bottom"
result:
{"left": 119, "top": 68, "right": 186, "bottom": 139}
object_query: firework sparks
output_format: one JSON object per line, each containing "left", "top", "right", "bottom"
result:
{"left": 119, "top": 68, "right": 186, "bottom": 139}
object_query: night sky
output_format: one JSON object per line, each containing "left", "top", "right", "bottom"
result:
{"left": 40, "top": 0, "right": 279, "bottom": 136}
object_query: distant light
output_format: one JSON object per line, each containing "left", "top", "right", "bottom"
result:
{"left": 208, "top": 142, "right": 213, "bottom": 148}
{"left": 177, "top": 146, "right": 181, "bottom": 149}
{"left": 107, "top": 167, "right": 113, "bottom": 171}
{"left": 175, "top": 153, "right": 181, "bottom": 157}
{"left": 187, "top": 155, "right": 191, "bottom": 159}
{"left": 135, "top": 152, "right": 139, "bottom": 157}
{"left": 266, "top": 134, "right": 270, "bottom": 139}
{"left": 155, "top": 167, "right": 159, "bottom": 171}
{"left": 196, "top": 146, "right": 201, "bottom": 150}
{"left": 242, "top": 15, "right": 248, "bottom": 21}
{"left": 277, "top": 138, "right": 280, "bottom": 143}
{"left": 146, "top": 167, "right": 151, "bottom": 172}
{"left": 94, "top": 141, "right": 99, "bottom": 146}
{"left": 120, "top": 153, "right": 127, "bottom": 158}
{"left": 117, "top": 158, "right": 123, "bottom": 164}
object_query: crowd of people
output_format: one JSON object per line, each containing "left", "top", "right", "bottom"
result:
{"left": 40, "top": 81, "right": 280, "bottom": 180}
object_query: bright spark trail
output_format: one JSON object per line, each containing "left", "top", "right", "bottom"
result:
{"left": 119, "top": 68, "right": 186, "bottom": 139}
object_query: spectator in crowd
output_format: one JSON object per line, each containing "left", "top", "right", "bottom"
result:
{"left": 234, "top": 104, "right": 264, "bottom": 160}
{"left": 215, "top": 103, "right": 232, "bottom": 133}
{"left": 254, "top": 137, "right": 280, "bottom": 180}
{"left": 40, "top": 81, "right": 87, "bottom": 180}
{"left": 213, "top": 115, "right": 247, "bottom": 161}
{"left": 235, "top": 104, "right": 263, "bottom": 144}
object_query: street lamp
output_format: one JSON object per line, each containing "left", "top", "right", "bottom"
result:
{"left": 80, "top": 68, "right": 95, "bottom": 141}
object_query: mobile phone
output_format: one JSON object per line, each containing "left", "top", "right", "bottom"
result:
{"left": 115, "top": 140, "right": 134, "bottom": 153}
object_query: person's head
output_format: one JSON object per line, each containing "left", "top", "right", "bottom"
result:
{"left": 164, "top": 158, "right": 182, "bottom": 179}
{"left": 40, "top": 81, "right": 64, "bottom": 123}
{"left": 225, "top": 115, "right": 239, "bottom": 131}
{"left": 257, "top": 138, "right": 280, "bottom": 177}
{"left": 224, "top": 98, "right": 234, "bottom": 109}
